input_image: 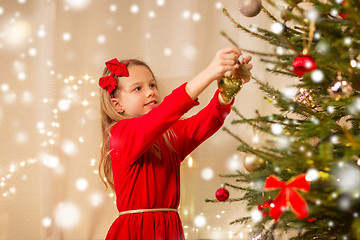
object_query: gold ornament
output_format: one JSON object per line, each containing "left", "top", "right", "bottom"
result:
{"left": 218, "top": 73, "right": 243, "bottom": 102}
{"left": 295, "top": 88, "right": 315, "bottom": 108}
{"left": 243, "top": 154, "right": 266, "bottom": 172}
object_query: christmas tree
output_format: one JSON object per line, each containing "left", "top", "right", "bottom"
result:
{"left": 207, "top": 0, "right": 360, "bottom": 239}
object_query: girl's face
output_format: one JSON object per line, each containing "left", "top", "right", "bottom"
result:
{"left": 112, "top": 65, "right": 160, "bottom": 118}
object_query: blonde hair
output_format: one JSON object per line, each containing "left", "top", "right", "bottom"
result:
{"left": 99, "top": 59, "right": 175, "bottom": 191}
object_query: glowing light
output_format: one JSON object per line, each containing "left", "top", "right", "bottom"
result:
{"left": 283, "top": 87, "right": 297, "bottom": 99}
{"left": 187, "top": 156, "right": 193, "bottom": 168}
{"left": 306, "top": 168, "right": 319, "bottom": 181}
{"left": 156, "top": 0, "right": 165, "bottom": 6}
{"left": 97, "top": 35, "right": 106, "bottom": 44}
{"left": 40, "top": 153, "right": 59, "bottom": 169}
{"left": 37, "top": 121, "right": 45, "bottom": 129}
{"left": 331, "top": 135, "right": 339, "bottom": 144}
{"left": 194, "top": 215, "right": 206, "bottom": 227}
{"left": 90, "top": 158, "right": 96, "bottom": 166}
{"left": 271, "top": 123, "right": 283, "bottom": 135}
{"left": 339, "top": 196, "right": 351, "bottom": 211}
{"left": 215, "top": 2, "right": 223, "bottom": 9}
{"left": 306, "top": 9, "right": 318, "bottom": 21}
{"left": 58, "top": 99, "right": 71, "bottom": 111}
{"left": 330, "top": 8, "right": 338, "bottom": 17}
{"left": 251, "top": 210, "right": 263, "bottom": 222}
{"left": 314, "top": 32, "right": 321, "bottom": 40}
{"left": 28, "top": 48, "right": 37, "bottom": 56}
{"left": 75, "top": 178, "right": 88, "bottom": 191}
{"left": 62, "top": 32, "right": 71, "bottom": 41}
{"left": 201, "top": 167, "right": 214, "bottom": 180}
{"left": 252, "top": 134, "right": 259, "bottom": 144}
{"left": 182, "top": 10, "right": 191, "bottom": 19}
{"left": 15, "top": 132, "right": 28, "bottom": 144}
{"left": 344, "top": 37, "right": 352, "bottom": 45}
{"left": 311, "top": 69, "right": 324, "bottom": 83}
{"left": 62, "top": 139, "right": 78, "bottom": 156}
{"left": 334, "top": 164, "right": 360, "bottom": 192}
{"left": 271, "top": 22, "right": 284, "bottom": 34}
{"left": 192, "top": 13, "right": 201, "bottom": 22}
{"left": 42, "top": 217, "right": 52, "bottom": 227}
{"left": 109, "top": 4, "right": 117, "bottom": 12}
{"left": 0, "top": 7, "right": 3, "bottom": 15}
{"left": 64, "top": 0, "right": 91, "bottom": 10}
{"left": 145, "top": 33, "right": 151, "bottom": 39}
{"left": 1, "top": 84, "right": 9, "bottom": 92}
{"left": 227, "top": 154, "right": 240, "bottom": 171}
{"left": 164, "top": 48, "right": 172, "bottom": 56}
{"left": 350, "top": 60, "right": 357, "bottom": 68}
{"left": 250, "top": 25, "right": 258, "bottom": 33}
{"left": 276, "top": 47, "right": 284, "bottom": 55}
{"left": 3, "top": 20, "right": 31, "bottom": 46}
{"left": 90, "top": 192, "right": 104, "bottom": 207}
{"left": 182, "top": 45, "right": 196, "bottom": 60}
{"left": 37, "top": 28, "right": 46, "bottom": 38}
{"left": 148, "top": 11, "right": 155, "bottom": 18}
{"left": 54, "top": 202, "right": 81, "bottom": 229}
{"left": 17, "top": 72, "right": 26, "bottom": 81}
{"left": 130, "top": 4, "right": 139, "bottom": 14}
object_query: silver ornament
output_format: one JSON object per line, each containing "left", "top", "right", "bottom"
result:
{"left": 238, "top": 0, "right": 262, "bottom": 17}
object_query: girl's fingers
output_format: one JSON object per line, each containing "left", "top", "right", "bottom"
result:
{"left": 240, "top": 55, "right": 252, "bottom": 64}
{"left": 243, "top": 63, "right": 253, "bottom": 71}
{"left": 219, "top": 47, "right": 242, "bottom": 58}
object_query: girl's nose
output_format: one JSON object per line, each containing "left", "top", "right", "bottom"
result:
{"left": 146, "top": 87, "right": 155, "bottom": 97}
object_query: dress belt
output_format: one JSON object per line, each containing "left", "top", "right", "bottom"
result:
{"left": 119, "top": 208, "right": 178, "bottom": 216}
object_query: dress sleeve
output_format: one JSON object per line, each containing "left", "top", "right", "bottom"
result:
{"left": 109, "top": 83, "right": 199, "bottom": 164}
{"left": 172, "top": 90, "right": 234, "bottom": 160}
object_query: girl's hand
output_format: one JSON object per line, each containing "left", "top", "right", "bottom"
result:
{"left": 204, "top": 47, "right": 243, "bottom": 82}
{"left": 218, "top": 55, "right": 253, "bottom": 103}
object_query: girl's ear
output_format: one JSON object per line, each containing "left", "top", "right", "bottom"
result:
{"left": 111, "top": 98, "right": 125, "bottom": 114}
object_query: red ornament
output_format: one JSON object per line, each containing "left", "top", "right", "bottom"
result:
{"left": 292, "top": 54, "right": 317, "bottom": 77}
{"left": 216, "top": 186, "right": 229, "bottom": 202}
{"left": 258, "top": 202, "right": 271, "bottom": 217}
{"left": 264, "top": 174, "right": 311, "bottom": 221}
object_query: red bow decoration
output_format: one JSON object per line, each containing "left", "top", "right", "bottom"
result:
{"left": 264, "top": 174, "right": 310, "bottom": 221}
{"left": 99, "top": 58, "right": 130, "bottom": 97}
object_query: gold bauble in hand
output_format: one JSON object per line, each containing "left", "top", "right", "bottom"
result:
{"left": 218, "top": 74, "right": 243, "bottom": 102}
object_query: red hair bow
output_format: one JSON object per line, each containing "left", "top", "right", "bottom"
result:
{"left": 264, "top": 174, "right": 310, "bottom": 221}
{"left": 99, "top": 58, "right": 130, "bottom": 97}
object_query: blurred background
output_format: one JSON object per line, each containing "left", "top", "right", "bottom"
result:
{"left": 0, "top": 0, "right": 284, "bottom": 239}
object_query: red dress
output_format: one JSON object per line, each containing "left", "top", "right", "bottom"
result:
{"left": 106, "top": 83, "right": 232, "bottom": 240}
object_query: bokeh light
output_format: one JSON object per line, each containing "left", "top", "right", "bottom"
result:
{"left": 75, "top": 178, "right": 88, "bottom": 191}
{"left": 201, "top": 167, "right": 214, "bottom": 180}
{"left": 194, "top": 214, "right": 206, "bottom": 227}
{"left": 54, "top": 202, "right": 81, "bottom": 229}
{"left": 64, "top": 0, "right": 91, "bottom": 10}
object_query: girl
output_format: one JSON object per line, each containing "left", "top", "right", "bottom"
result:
{"left": 99, "top": 47, "right": 252, "bottom": 240}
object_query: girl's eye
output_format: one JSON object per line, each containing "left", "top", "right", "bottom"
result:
{"left": 150, "top": 83, "right": 157, "bottom": 89}
{"left": 134, "top": 86, "right": 141, "bottom": 91}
